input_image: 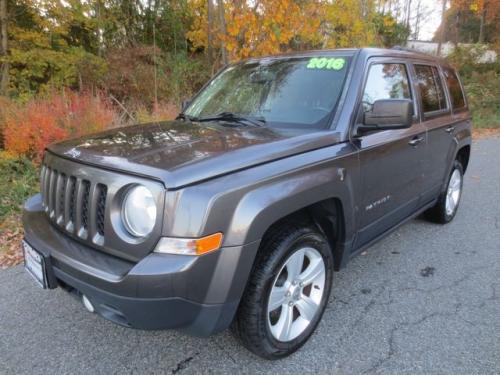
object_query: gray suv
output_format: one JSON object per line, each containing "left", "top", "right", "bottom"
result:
{"left": 22, "top": 48, "right": 471, "bottom": 359}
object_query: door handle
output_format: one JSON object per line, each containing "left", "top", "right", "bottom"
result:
{"left": 408, "top": 136, "right": 424, "bottom": 146}
{"left": 445, "top": 126, "right": 455, "bottom": 133}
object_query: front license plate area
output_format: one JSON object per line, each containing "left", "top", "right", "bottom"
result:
{"left": 23, "top": 240, "right": 48, "bottom": 289}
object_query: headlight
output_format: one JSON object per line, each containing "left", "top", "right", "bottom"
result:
{"left": 122, "top": 185, "right": 157, "bottom": 237}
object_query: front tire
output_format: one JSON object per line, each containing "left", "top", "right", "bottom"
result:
{"left": 233, "top": 223, "right": 334, "bottom": 359}
{"left": 425, "top": 160, "right": 464, "bottom": 223}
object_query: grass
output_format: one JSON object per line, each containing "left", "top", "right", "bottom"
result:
{"left": 472, "top": 112, "right": 500, "bottom": 129}
{"left": 0, "top": 154, "right": 39, "bottom": 220}
{"left": 0, "top": 153, "right": 39, "bottom": 267}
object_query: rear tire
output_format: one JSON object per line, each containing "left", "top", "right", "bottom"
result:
{"left": 425, "top": 160, "right": 464, "bottom": 224}
{"left": 233, "top": 223, "right": 334, "bottom": 359}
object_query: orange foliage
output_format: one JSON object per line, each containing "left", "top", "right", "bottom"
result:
{"left": 454, "top": 0, "right": 500, "bottom": 22}
{"left": 2, "top": 91, "right": 117, "bottom": 162}
{"left": 188, "top": 0, "right": 377, "bottom": 62}
{"left": 222, "top": 0, "right": 323, "bottom": 59}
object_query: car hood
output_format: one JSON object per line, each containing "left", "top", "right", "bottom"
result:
{"left": 47, "top": 120, "right": 341, "bottom": 188}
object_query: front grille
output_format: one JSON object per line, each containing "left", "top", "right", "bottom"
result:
{"left": 40, "top": 164, "right": 108, "bottom": 244}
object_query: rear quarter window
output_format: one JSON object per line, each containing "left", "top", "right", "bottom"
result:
{"left": 443, "top": 67, "right": 466, "bottom": 109}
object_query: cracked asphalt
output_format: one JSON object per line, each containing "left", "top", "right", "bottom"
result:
{"left": 1, "top": 136, "right": 499, "bottom": 374}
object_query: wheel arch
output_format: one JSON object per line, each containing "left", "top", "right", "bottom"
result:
{"left": 252, "top": 197, "right": 348, "bottom": 272}
{"left": 456, "top": 144, "right": 471, "bottom": 173}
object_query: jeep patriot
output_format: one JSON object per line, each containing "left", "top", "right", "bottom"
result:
{"left": 22, "top": 48, "right": 471, "bottom": 359}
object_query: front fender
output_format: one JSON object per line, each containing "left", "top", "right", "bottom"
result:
{"left": 225, "top": 160, "right": 356, "bottom": 246}
{"left": 163, "top": 142, "right": 359, "bottom": 248}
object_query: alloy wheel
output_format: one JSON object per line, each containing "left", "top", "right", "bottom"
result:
{"left": 267, "top": 247, "right": 326, "bottom": 342}
{"left": 445, "top": 169, "right": 462, "bottom": 216}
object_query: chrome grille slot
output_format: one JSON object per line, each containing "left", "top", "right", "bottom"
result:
{"left": 40, "top": 161, "right": 108, "bottom": 246}
{"left": 48, "top": 168, "right": 57, "bottom": 218}
{"left": 55, "top": 173, "right": 67, "bottom": 225}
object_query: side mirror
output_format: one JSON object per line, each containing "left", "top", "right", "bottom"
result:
{"left": 181, "top": 99, "right": 191, "bottom": 111}
{"left": 357, "top": 99, "right": 413, "bottom": 134}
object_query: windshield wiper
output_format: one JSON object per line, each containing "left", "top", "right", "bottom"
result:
{"left": 196, "top": 112, "right": 266, "bottom": 127}
{"left": 176, "top": 112, "right": 199, "bottom": 121}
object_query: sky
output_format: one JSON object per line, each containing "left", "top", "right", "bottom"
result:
{"left": 409, "top": 0, "right": 445, "bottom": 41}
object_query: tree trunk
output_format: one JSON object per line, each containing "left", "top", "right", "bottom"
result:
{"left": 207, "top": 0, "right": 214, "bottom": 62}
{"left": 413, "top": 0, "right": 421, "bottom": 40}
{"left": 96, "top": 0, "right": 104, "bottom": 57}
{"left": 478, "top": 7, "right": 486, "bottom": 44}
{"left": 405, "top": 0, "right": 412, "bottom": 29}
{"left": 217, "top": 0, "right": 228, "bottom": 65}
{"left": 0, "top": 0, "right": 8, "bottom": 95}
{"left": 437, "top": 0, "right": 446, "bottom": 56}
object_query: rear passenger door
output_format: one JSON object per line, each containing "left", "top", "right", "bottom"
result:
{"left": 412, "top": 64, "right": 455, "bottom": 203}
{"left": 353, "top": 60, "right": 427, "bottom": 249}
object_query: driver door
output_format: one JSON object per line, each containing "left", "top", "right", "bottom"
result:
{"left": 353, "top": 59, "right": 427, "bottom": 249}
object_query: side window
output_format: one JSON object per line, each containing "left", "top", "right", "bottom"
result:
{"left": 414, "top": 65, "right": 447, "bottom": 113}
{"left": 443, "top": 67, "right": 466, "bottom": 109}
{"left": 362, "top": 63, "right": 412, "bottom": 111}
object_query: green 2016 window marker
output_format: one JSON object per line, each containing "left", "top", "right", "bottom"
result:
{"left": 307, "top": 57, "right": 346, "bottom": 70}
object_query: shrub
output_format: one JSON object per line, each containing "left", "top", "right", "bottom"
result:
{"left": 446, "top": 45, "right": 499, "bottom": 77}
{"left": 0, "top": 152, "right": 39, "bottom": 220}
{"left": 103, "top": 47, "right": 210, "bottom": 108}
{"left": 2, "top": 91, "right": 118, "bottom": 162}
{"left": 447, "top": 45, "right": 500, "bottom": 128}
{"left": 463, "top": 71, "right": 500, "bottom": 128}
{"left": 135, "top": 101, "right": 180, "bottom": 123}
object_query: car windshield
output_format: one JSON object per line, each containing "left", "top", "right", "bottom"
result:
{"left": 184, "top": 56, "right": 352, "bottom": 129}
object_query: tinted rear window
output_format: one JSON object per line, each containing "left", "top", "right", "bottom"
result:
{"left": 443, "top": 68, "right": 466, "bottom": 109}
{"left": 414, "top": 65, "right": 447, "bottom": 113}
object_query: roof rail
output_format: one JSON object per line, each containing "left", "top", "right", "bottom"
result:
{"left": 391, "top": 45, "right": 435, "bottom": 57}
{"left": 392, "top": 45, "right": 416, "bottom": 52}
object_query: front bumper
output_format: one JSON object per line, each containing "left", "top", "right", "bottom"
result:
{"left": 23, "top": 194, "right": 259, "bottom": 336}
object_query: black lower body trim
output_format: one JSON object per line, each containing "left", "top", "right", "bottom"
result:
{"left": 54, "top": 267, "right": 238, "bottom": 336}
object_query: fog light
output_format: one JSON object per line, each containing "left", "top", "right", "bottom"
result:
{"left": 82, "top": 294, "right": 95, "bottom": 313}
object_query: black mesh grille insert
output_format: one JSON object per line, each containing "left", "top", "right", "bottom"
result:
{"left": 96, "top": 184, "right": 107, "bottom": 236}
{"left": 68, "top": 176, "right": 76, "bottom": 223}
{"left": 58, "top": 173, "right": 67, "bottom": 218}
{"left": 81, "top": 180, "right": 91, "bottom": 230}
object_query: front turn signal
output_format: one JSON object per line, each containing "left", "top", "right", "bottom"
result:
{"left": 154, "top": 233, "right": 223, "bottom": 256}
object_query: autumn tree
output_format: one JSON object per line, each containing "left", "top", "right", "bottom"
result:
{"left": 216, "top": 0, "right": 227, "bottom": 64}
{"left": 188, "top": 0, "right": 382, "bottom": 62}
{"left": 468, "top": 0, "right": 499, "bottom": 44}
{"left": 373, "top": 12, "right": 410, "bottom": 47}
{"left": 0, "top": 0, "right": 7, "bottom": 94}
{"left": 207, "top": 0, "right": 214, "bottom": 61}
{"left": 320, "top": 0, "right": 378, "bottom": 48}
{"left": 437, "top": 0, "right": 447, "bottom": 56}
{"left": 435, "top": 0, "right": 500, "bottom": 44}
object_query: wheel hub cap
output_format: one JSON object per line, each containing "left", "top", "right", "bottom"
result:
{"left": 267, "top": 247, "right": 326, "bottom": 342}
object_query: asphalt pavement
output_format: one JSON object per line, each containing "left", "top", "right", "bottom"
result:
{"left": 1, "top": 136, "right": 499, "bottom": 375}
